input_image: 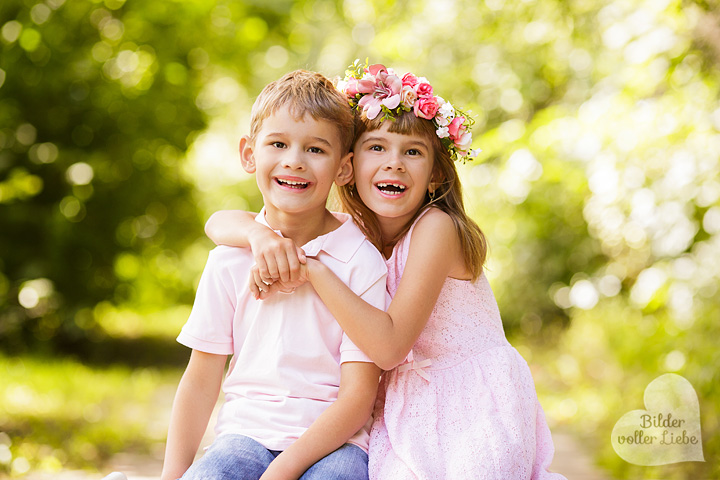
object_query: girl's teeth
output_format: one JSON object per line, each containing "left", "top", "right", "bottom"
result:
{"left": 376, "top": 183, "right": 406, "bottom": 195}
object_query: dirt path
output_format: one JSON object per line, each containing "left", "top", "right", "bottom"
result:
{"left": 550, "top": 430, "right": 613, "bottom": 480}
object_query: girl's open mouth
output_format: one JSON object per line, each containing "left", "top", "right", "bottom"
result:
{"left": 375, "top": 182, "right": 406, "bottom": 196}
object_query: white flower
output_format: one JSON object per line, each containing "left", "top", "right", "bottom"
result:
{"left": 336, "top": 80, "right": 348, "bottom": 93}
{"left": 417, "top": 76, "right": 429, "bottom": 84}
{"left": 401, "top": 85, "right": 417, "bottom": 108}
{"left": 436, "top": 126, "right": 450, "bottom": 138}
{"left": 435, "top": 115, "right": 449, "bottom": 127}
{"left": 438, "top": 101, "right": 455, "bottom": 119}
{"left": 469, "top": 148, "right": 481, "bottom": 158}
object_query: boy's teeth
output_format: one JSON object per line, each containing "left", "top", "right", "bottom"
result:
{"left": 278, "top": 179, "right": 308, "bottom": 188}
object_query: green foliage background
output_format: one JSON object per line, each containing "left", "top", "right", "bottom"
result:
{"left": 1, "top": 0, "right": 718, "bottom": 478}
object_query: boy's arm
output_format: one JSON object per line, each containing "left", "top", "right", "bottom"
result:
{"left": 161, "top": 350, "right": 227, "bottom": 480}
{"left": 260, "top": 361, "right": 381, "bottom": 480}
{"left": 205, "top": 210, "right": 306, "bottom": 284}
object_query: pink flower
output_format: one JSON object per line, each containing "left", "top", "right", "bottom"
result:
{"left": 402, "top": 73, "right": 419, "bottom": 87}
{"left": 454, "top": 131, "right": 473, "bottom": 151}
{"left": 367, "top": 64, "right": 388, "bottom": 76}
{"left": 415, "top": 82, "right": 433, "bottom": 96}
{"left": 413, "top": 95, "right": 440, "bottom": 120}
{"left": 357, "top": 70, "right": 403, "bottom": 120}
{"left": 447, "top": 116, "right": 466, "bottom": 141}
{"left": 344, "top": 77, "right": 360, "bottom": 96}
{"left": 356, "top": 77, "right": 378, "bottom": 94}
{"left": 400, "top": 85, "right": 417, "bottom": 108}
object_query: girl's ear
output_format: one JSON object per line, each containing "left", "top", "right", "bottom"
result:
{"left": 429, "top": 165, "right": 445, "bottom": 192}
{"left": 334, "top": 151, "right": 354, "bottom": 186}
{"left": 239, "top": 135, "right": 256, "bottom": 173}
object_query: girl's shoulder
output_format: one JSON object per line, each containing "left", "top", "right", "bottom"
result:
{"left": 412, "top": 207, "right": 457, "bottom": 239}
{"left": 408, "top": 207, "right": 460, "bottom": 253}
{"left": 408, "top": 207, "right": 470, "bottom": 280}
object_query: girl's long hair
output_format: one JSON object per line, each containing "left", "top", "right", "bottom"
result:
{"left": 337, "top": 111, "right": 488, "bottom": 280}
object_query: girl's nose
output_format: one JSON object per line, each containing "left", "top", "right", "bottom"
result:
{"left": 382, "top": 152, "right": 405, "bottom": 171}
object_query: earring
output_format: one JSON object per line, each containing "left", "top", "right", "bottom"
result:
{"left": 428, "top": 188, "right": 436, "bottom": 202}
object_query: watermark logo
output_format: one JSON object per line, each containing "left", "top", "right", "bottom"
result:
{"left": 611, "top": 373, "right": 704, "bottom": 465}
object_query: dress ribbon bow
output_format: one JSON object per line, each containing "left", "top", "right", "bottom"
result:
{"left": 397, "top": 350, "right": 432, "bottom": 382}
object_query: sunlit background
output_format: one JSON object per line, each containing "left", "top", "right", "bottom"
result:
{"left": 1, "top": 0, "right": 719, "bottom": 478}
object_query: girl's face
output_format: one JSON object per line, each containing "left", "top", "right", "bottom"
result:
{"left": 353, "top": 122, "right": 435, "bottom": 230}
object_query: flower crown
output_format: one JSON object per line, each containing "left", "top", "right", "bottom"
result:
{"left": 337, "top": 59, "right": 480, "bottom": 162}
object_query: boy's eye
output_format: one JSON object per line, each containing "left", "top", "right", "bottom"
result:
{"left": 271, "top": 141, "right": 286, "bottom": 149}
{"left": 369, "top": 145, "right": 384, "bottom": 152}
{"left": 307, "top": 146, "right": 324, "bottom": 154}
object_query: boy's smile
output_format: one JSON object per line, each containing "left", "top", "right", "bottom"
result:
{"left": 240, "top": 104, "right": 352, "bottom": 241}
{"left": 275, "top": 175, "right": 311, "bottom": 190}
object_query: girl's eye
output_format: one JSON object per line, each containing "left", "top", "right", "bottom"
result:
{"left": 369, "top": 145, "right": 384, "bottom": 152}
{"left": 271, "top": 141, "right": 286, "bottom": 149}
{"left": 307, "top": 146, "right": 324, "bottom": 154}
{"left": 406, "top": 148, "right": 422, "bottom": 156}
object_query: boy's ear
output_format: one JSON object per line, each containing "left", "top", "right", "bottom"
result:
{"left": 334, "top": 151, "right": 354, "bottom": 186}
{"left": 239, "top": 135, "right": 256, "bottom": 173}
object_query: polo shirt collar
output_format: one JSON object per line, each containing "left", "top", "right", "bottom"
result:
{"left": 256, "top": 208, "right": 366, "bottom": 263}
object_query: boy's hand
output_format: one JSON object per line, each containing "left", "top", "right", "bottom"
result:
{"left": 249, "top": 262, "right": 310, "bottom": 300}
{"left": 248, "top": 229, "right": 307, "bottom": 285}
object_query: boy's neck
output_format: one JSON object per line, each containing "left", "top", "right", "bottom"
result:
{"left": 263, "top": 206, "right": 340, "bottom": 246}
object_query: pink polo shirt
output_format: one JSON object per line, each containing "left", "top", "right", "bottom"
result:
{"left": 177, "top": 211, "right": 388, "bottom": 452}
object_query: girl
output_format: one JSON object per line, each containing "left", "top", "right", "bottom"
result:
{"left": 206, "top": 62, "right": 566, "bottom": 480}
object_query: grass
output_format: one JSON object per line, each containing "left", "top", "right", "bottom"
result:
{"left": 0, "top": 352, "right": 183, "bottom": 477}
{"left": 0, "top": 305, "right": 192, "bottom": 477}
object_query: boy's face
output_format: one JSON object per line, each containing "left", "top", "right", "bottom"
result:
{"left": 240, "top": 105, "right": 352, "bottom": 218}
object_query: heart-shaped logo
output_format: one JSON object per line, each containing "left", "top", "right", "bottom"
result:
{"left": 611, "top": 373, "right": 704, "bottom": 465}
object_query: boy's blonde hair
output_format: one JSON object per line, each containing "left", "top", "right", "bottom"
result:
{"left": 249, "top": 70, "right": 355, "bottom": 154}
{"left": 338, "top": 111, "right": 488, "bottom": 281}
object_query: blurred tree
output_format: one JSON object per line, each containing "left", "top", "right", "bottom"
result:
{"left": 0, "top": 1, "right": 212, "bottom": 352}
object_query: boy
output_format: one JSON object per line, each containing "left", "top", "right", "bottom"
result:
{"left": 160, "top": 70, "right": 387, "bottom": 480}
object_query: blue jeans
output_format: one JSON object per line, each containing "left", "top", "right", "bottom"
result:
{"left": 181, "top": 434, "right": 368, "bottom": 480}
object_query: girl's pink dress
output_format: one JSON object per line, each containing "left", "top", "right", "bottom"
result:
{"left": 368, "top": 211, "right": 566, "bottom": 480}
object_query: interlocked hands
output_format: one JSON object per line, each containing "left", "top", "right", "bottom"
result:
{"left": 248, "top": 233, "right": 309, "bottom": 300}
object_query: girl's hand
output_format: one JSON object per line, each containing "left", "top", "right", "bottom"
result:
{"left": 205, "top": 210, "right": 306, "bottom": 285}
{"left": 258, "top": 457, "right": 301, "bottom": 480}
{"left": 249, "top": 262, "right": 310, "bottom": 300}
{"left": 248, "top": 228, "right": 307, "bottom": 285}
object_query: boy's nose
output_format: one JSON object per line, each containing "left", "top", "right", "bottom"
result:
{"left": 282, "top": 148, "right": 306, "bottom": 169}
